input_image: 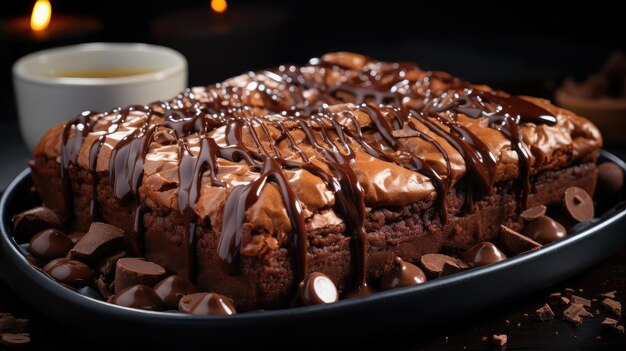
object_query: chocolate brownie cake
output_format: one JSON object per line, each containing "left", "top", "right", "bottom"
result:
{"left": 26, "top": 52, "right": 602, "bottom": 311}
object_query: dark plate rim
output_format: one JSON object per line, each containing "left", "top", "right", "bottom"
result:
{"left": 1, "top": 150, "right": 625, "bottom": 323}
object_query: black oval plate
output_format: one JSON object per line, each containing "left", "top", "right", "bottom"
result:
{"left": 1, "top": 151, "right": 626, "bottom": 347}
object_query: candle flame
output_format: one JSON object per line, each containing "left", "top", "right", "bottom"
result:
{"left": 211, "top": 0, "right": 227, "bottom": 13}
{"left": 30, "top": 0, "right": 51, "bottom": 32}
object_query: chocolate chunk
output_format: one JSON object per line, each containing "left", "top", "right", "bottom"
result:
{"left": 563, "top": 303, "right": 593, "bottom": 326}
{"left": 560, "top": 297, "right": 571, "bottom": 306}
{"left": 109, "top": 284, "right": 164, "bottom": 311}
{"left": 298, "top": 272, "right": 338, "bottom": 305}
{"left": 491, "top": 334, "right": 507, "bottom": 347}
{"left": 70, "top": 222, "right": 126, "bottom": 264}
{"left": 521, "top": 205, "right": 547, "bottom": 221}
{"left": 597, "top": 162, "right": 624, "bottom": 194}
{"left": 522, "top": 215, "right": 568, "bottom": 244}
{"left": 95, "top": 251, "right": 127, "bottom": 281}
{"left": 12, "top": 207, "right": 64, "bottom": 241}
{"left": 601, "top": 317, "right": 619, "bottom": 329}
{"left": 28, "top": 229, "right": 74, "bottom": 262}
{"left": 601, "top": 290, "right": 617, "bottom": 299}
{"left": 563, "top": 187, "right": 595, "bottom": 222}
{"left": 499, "top": 225, "right": 542, "bottom": 255}
{"left": 419, "top": 253, "right": 469, "bottom": 278}
{"left": 461, "top": 242, "right": 507, "bottom": 268}
{"left": 154, "top": 275, "right": 198, "bottom": 310}
{"left": 571, "top": 295, "right": 592, "bottom": 308}
{"left": 43, "top": 258, "right": 94, "bottom": 289}
{"left": 379, "top": 257, "right": 427, "bottom": 290}
{"left": 0, "top": 333, "right": 30, "bottom": 346}
{"left": 601, "top": 298, "right": 622, "bottom": 317}
{"left": 178, "top": 293, "right": 236, "bottom": 315}
{"left": 535, "top": 303, "right": 555, "bottom": 321}
{"left": 0, "top": 314, "right": 29, "bottom": 333}
{"left": 114, "top": 258, "right": 166, "bottom": 293}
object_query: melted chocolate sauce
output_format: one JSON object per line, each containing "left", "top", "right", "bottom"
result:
{"left": 59, "top": 55, "right": 558, "bottom": 299}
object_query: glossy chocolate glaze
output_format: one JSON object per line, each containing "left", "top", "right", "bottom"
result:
{"left": 47, "top": 52, "right": 600, "bottom": 301}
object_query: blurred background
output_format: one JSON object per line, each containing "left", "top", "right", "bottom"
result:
{"left": 0, "top": 0, "right": 624, "bottom": 187}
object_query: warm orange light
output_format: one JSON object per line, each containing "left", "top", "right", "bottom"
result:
{"left": 211, "top": 0, "right": 227, "bottom": 14}
{"left": 30, "top": 0, "right": 52, "bottom": 32}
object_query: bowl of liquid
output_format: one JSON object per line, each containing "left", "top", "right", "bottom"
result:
{"left": 13, "top": 43, "right": 187, "bottom": 150}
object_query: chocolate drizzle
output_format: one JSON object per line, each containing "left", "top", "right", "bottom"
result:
{"left": 424, "top": 89, "right": 557, "bottom": 208}
{"left": 57, "top": 53, "right": 559, "bottom": 299}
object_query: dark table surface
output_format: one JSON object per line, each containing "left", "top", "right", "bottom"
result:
{"left": 0, "top": 123, "right": 625, "bottom": 350}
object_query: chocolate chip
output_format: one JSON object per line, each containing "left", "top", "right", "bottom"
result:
{"left": 601, "top": 298, "right": 622, "bottom": 317}
{"left": 597, "top": 162, "right": 624, "bottom": 194}
{"left": 535, "top": 303, "right": 555, "bottom": 321}
{"left": 154, "top": 275, "right": 198, "bottom": 310}
{"left": 461, "top": 242, "right": 507, "bottom": 268}
{"left": 379, "top": 257, "right": 427, "bottom": 290}
{"left": 571, "top": 295, "right": 592, "bottom": 308}
{"left": 419, "top": 254, "right": 469, "bottom": 279}
{"left": 499, "top": 225, "right": 542, "bottom": 255}
{"left": 12, "top": 207, "right": 64, "bottom": 241}
{"left": 0, "top": 314, "right": 28, "bottom": 334}
{"left": 563, "top": 303, "right": 593, "bottom": 326}
{"left": 43, "top": 258, "right": 94, "bottom": 289}
{"left": 522, "top": 215, "right": 568, "bottom": 244}
{"left": 0, "top": 333, "right": 30, "bottom": 346}
{"left": 521, "top": 205, "right": 547, "bottom": 221}
{"left": 109, "top": 284, "right": 164, "bottom": 311}
{"left": 28, "top": 229, "right": 73, "bottom": 262}
{"left": 178, "top": 293, "right": 236, "bottom": 315}
{"left": 563, "top": 187, "right": 595, "bottom": 222}
{"left": 114, "top": 258, "right": 166, "bottom": 293}
{"left": 298, "top": 272, "right": 338, "bottom": 305}
{"left": 70, "top": 222, "right": 126, "bottom": 264}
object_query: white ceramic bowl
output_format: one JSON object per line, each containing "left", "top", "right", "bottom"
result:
{"left": 13, "top": 43, "right": 187, "bottom": 150}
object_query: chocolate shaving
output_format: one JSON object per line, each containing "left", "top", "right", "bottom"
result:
{"left": 563, "top": 303, "right": 593, "bottom": 326}
{"left": 601, "top": 318, "right": 625, "bottom": 335}
{"left": 601, "top": 291, "right": 617, "bottom": 299}
{"left": 571, "top": 295, "right": 592, "bottom": 308}
{"left": 601, "top": 298, "right": 622, "bottom": 317}
{"left": 535, "top": 304, "right": 555, "bottom": 321}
